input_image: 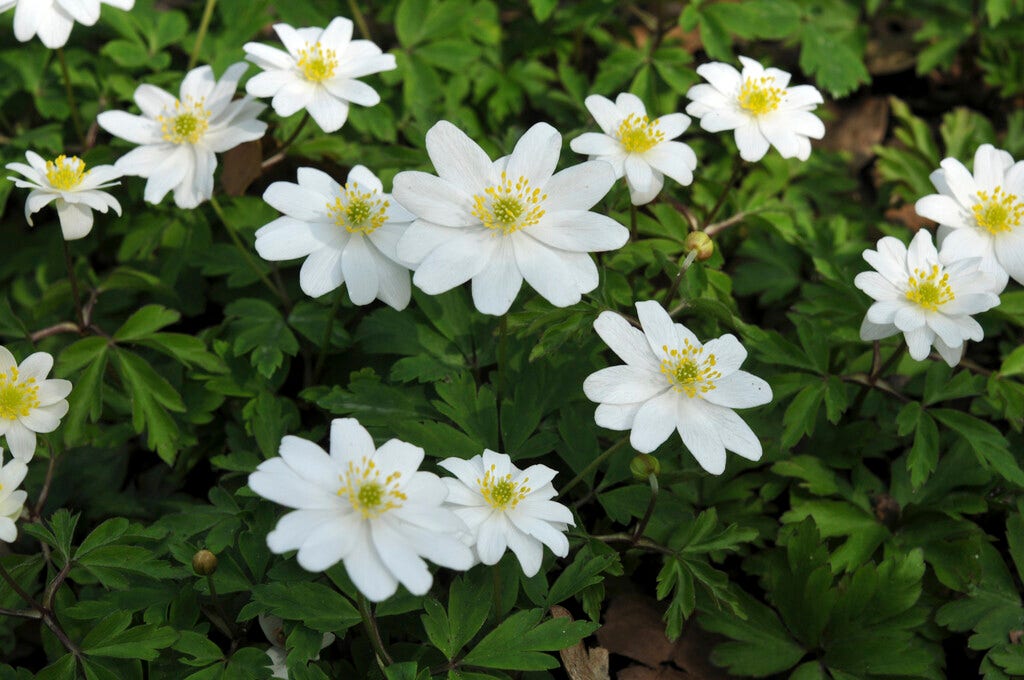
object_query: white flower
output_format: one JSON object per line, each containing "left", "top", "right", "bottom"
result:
{"left": 854, "top": 230, "right": 1001, "bottom": 367}
{"left": 438, "top": 450, "right": 574, "bottom": 577}
{"left": 255, "top": 165, "right": 414, "bottom": 309}
{"left": 0, "top": 347, "right": 71, "bottom": 462}
{"left": 583, "top": 301, "right": 772, "bottom": 475}
{"left": 1, "top": 0, "right": 134, "bottom": 49}
{"left": 6, "top": 152, "right": 122, "bottom": 240}
{"left": 569, "top": 93, "right": 697, "bottom": 205}
{"left": 915, "top": 144, "right": 1024, "bottom": 293}
{"left": 685, "top": 56, "right": 824, "bottom": 162}
{"left": 243, "top": 17, "right": 396, "bottom": 133}
{"left": 248, "top": 418, "right": 474, "bottom": 602}
{"left": 0, "top": 451, "right": 28, "bottom": 544}
{"left": 393, "top": 121, "right": 628, "bottom": 316}
{"left": 97, "top": 62, "right": 267, "bottom": 209}
{"left": 259, "top": 614, "right": 334, "bottom": 679}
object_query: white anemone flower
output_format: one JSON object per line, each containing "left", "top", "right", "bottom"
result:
{"left": 854, "top": 230, "right": 1001, "bottom": 367}
{"left": 6, "top": 151, "right": 121, "bottom": 240}
{"left": 97, "top": 62, "right": 267, "bottom": 209}
{"left": 685, "top": 56, "right": 824, "bottom": 162}
{"left": 393, "top": 121, "right": 628, "bottom": 315}
{"left": 248, "top": 418, "right": 474, "bottom": 602}
{"left": 438, "top": 450, "right": 574, "bottom": 577}
{"left": 0, "top": 451, "right": 28, "bottom": 544}
{"left": 583, "top": 301, "right": 772, "bottom": 475}
{"left": 0, "top": 0, "right": 134, "bottom": 49}
{"left": 915, "top": 144, "right": 1024, "bottom": 293}
{"left": 243, "top": 16, "right": 396, "bottom": 133}
{"left": 569, "top": 92, "right": 697, "bottom": 205}
{"left": 255, "top": 165, "right": 415, "bottom": 309}
{"left": 0, "top": 347, "right": 71, "bottom": 462}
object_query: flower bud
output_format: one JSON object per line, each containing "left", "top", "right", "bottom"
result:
{"left": 192, "top": 549, "right": 218, "bottom": 576}
{"left": 629, "top": 454, "right": 661, "bottom": 481}
{"left": 684, "top": 231, "right": 714, "bottom": 261}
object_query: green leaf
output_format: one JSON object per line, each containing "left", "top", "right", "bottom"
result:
{"left": 113, "top": 304, "right": 181, "bottom": 342}
{"left": 112, "top": 348, "right": 185, "bottom": 464}
{"left": 932, "top": 408, "right": 1024, "bottom": 486}
{"left": 547, "top": 545, "right": 619, "bottom": 607}
{"left": 224, "top": 298, "right": 300, "bottom": 379}
{"left": 701, "top": 589, "right": 806, "bottom": 677}
{"left": 461, "top": 609, "right": 599, "bottom": 670}
{"left": 907, "top": 411, "right": 939, "bottom": 490}
{"left": 245, "top": 582, "right": 361, "bottom": 633}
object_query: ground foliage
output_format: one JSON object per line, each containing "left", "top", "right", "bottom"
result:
{"left": 0, "top": 0, "right": 1023, "bottom": 679}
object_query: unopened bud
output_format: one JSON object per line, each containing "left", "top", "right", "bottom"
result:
{"left": 684, "top": 231, "right": 714, "bottom": 261}
{"left": 192, "top": 549, "right": 218, "bottom": 576}
{"left": 630, "top": 454, "right": 661, "bottom": 481}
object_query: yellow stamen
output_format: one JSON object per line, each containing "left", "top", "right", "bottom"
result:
{"left": 905, "top": 264, "right": 955, "bottom": 312}
{"left": 659, "top": 341, "right": 721, "bottom": 398}
{"left": 326, "top": 181, "right": 390, "bottom": 234}
{"left": 297, "top": 42, "right": 338, "bottom": 83}
{"left": 471, "top": 172, "right": 547, "bottom": 236}
{"left": 336, "top": 456, "right": 406, "bottom": 519}
{"left": 477, "top": 464, "right": 530, "bottom": 510}
{"left": 973, "top": 186, "right": 1023, "bottom": 234}
{"left": 616, "top": 113, "right": 665, "bottom": 153}
{"left": 0, "top": 367, "right": 40, "bottom": 421}
{"left": 158, "top": 97, "right": 211, "bottom": 145}
{"left": 45, "top": 155, "right": 88, "bottom": 190}
{"left": 738, "top": 76, "right": 784, "bottom": 116}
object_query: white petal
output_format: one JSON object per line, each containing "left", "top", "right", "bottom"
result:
{"left": 391, "top": 172, "right": 476, "bottom": 227}
{"left": 372, "top": 520, "right": 432, "bottom": 595}
{"left": 413, "top": 231, "right": 496, "bottom": 295}
{"left": 629, "top": 391, "right": 678, "bottom": 453}
{"left": 703, "top": 371, "right": 772, "bottom": 409}
{"left": 306, "top": 86, "right": 349, "bottom": 133}
{"left": 330, "top": 418, "right": 376, "bottom": 464}
{"left": 594, "top": 311, "right": 658, "bottom": 368}
{"left": 97, "top": 111, "right": 162, "bottom": 145}
{"left": 635, "top": 300, "right": 678, "bottom": 357}
{"left": 512, "top": 234, "right": 581, "bottom": 307}
{"left": 676, "top": 400, "right": 726, "bottom": 474}
{"left": 643, "top": 141, "right": 697, "bottom": 187}
{"left": 470, "top": 238, "right": 522, "bottom": 315}
{"left": 341, "top": 235, "right": 379, "bottom": 305}
{"left": 343, "top": 535, "right": 399, "bottom": 601}
{"left": 5, "top": 422, "right": 36, "bottom": 461}
{"left": 424, "top": 120, "right": 492, "bottom": 197}
{"left": 506, "top": 122, "right": 561, "bottom": 186}
{"left": 56, "top": 202, "right": 94, "bottom": 240}
{"left": 528, "top": 211, "right": 627, "bottom": 252}
{"left": 542, "top": 161, "right": 617, "bottom": 212}
{"left": 735, "top": 123, "right": 770, "bottom": 162}
{"left": 584, "top": 94, "right": 621, "bottom": 133}
{"left": 583, "top": 365, "right": 668, "bottom": 405}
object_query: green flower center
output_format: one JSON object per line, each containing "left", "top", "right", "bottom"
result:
{"left": 0, "top": 367, "right": 39, "bottom": 421}
{"left": 337, "top": 456, "right": 406, "bottom": 519}
{"left": 471, "top": 172, "right": 547, "bottom": 235}
{"left": 327, "top": 182, "right": 390, "bottom": 234}
{"left": 298, "top": 42, "right": 338, "bottom": 83}
{"left": 738, "top": 76, "right": 784, "bottom": 116}
{"left": 973, "top": 186, "right": 1023, "bottom": 234}
{"left": 905, "top": 264, "right": 955, "bottom": 312}
{"left": 616, "top": 113, "right": 664, "bottom": 153}
{"left": 158, "top": 97, "right": 211, "bottom": 145}
{"left": 659, "top": 341, "right": 721, "bottom": 398}
{"left": 478, "top": 465, "right": 530, "bottom": 510}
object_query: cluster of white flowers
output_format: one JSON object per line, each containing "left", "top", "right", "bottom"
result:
{"left": 854, "top": 143, "right": 1023, "bottom": 366}
{"left": 0, "top": 345, "right": 72, "bottom": 545}
{"left": 248, "top": 418, "right": 573, "bottom": 601}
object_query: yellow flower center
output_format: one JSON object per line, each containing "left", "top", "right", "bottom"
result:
{"left": 298, "top": 42, "right": 338, "bottom": 83}
{"left": 478, "top": 464, "right": 530, "bottom": 510}
{"left": 158, "top": 97, "right": 211, "bottom": 145}
{"left": 906, "top": 264, "right": 955, "bottom": 312}
{"left": 471, "top": 172, "right": 547, "bottom": 236}
{"left": 0, "top": 367, "right": 40, "bottom": 421}
{"left": 327, "top": 182, "right": 390, "bottom": 235}
{"left": 337, "top": 456, "right": 406, "bottom": 519}
{"left": 616, "top": 113, "right": 665, "bottom": 153}
{"left": 973, "top": 186, "right": 1023, "bottom": 234}
{"left": 659, "top": 341, "right": 722, "bottom": 398}
{"left": 738, "top": 76, "right": 784, "bottom": 116}
{"left": 45, "top": 155, "right": 88, "bottom": 190}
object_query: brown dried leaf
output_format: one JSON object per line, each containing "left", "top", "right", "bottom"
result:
{"left": 595, "top": 595, "right": 675, "bottom": 667}
{"left": 221, "top": 140, "right": 264, "bottom": 197}
{"left": 886, "top": 203, "right": 932, "bottom": 230}
{"left": 821, "top": 96, "right": 889, "bottom": 169}
{"left": 551, "top": 605, "right": 610, "bottom": 680}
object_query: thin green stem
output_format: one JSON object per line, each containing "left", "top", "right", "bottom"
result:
{"left": 703, "top": 155, "right": 744, "bottom": 229}
{"left": 188, "top": 0, "right": 218, "bottom": 70}
{"left": 496, "top": 315, "right": 508, "bottom": 451}
{"left": 661, "top": 248, "right": 699, "bottom": 307}
{"left": 313, "top": 289, "right": 346, "bottom": 381}
{"left": 347, "top": 0, "right": 373, "bottom": 40}
{"left": 357, "top": 594, "right": 392, "bottom": 667}
{"left": 62, "top": 240, "right": 84, "bottom": 327}
{"left": 629, "top": 203, "right": 638, "bottom": 241}
{"left": 491, "top": 562, "right": 502, "bottom": 622}
{"left": 209, "top": 196, "right": 291, "bottom": 310}
{"left": 557, "top": 436, "right": 630, "bottom": 500}
{"left": 631, "top": 473, "right": 660, "bottom": 543}
{"left": 261, "top": 112, "right": 311, "bottom": 170}
{"left": 206, "top": 575, "right": 235, "bottom": 638}
{"left": 55, "top": 49, "right": 84, "bottom": 145}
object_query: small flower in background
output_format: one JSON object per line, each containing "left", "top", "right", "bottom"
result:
{"left": 0, "top": 347, "right": 72, "bottom": 462}
{"left": 393, "top": 121, "right": 628, "bottom": 315}
{"left": 0, "top": 0, "right": 134, "bottom": 49}
{"left": 915, "top": 143, "right": 1024, "bottom": 293}
{"left": 583, "top": 301, "right": 772, "bottom": 475}
{"left": 248, "top": 418, "right": 474, "bottom": 602}
{"left": 243, "top": 16, "right": 396, "bottom": 133}
{"left": 570, "top": 92, "right": 697, "bottom": 205}
{"left": 259, "top": 614, "right": 334, "bottom": 679}
{"left": 97, "top": 62, "right": 267, "bottom": 209}
{"left": 5, "top": 151, "right": 122, "bottom": 240}
{"left": 438, "top": 450, "right": 574, "bottom": 577}
{"left": 255, "top": 165, "right": 415, "bottom": 309}
{"left": 855, "top": 230, "right": 1001, "bottom": 367}
{"left": 0, "top": 451, "right": 28, "bottom": 544}
{"left": 686, "top": 55, "right": 824, "bottom": 162}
